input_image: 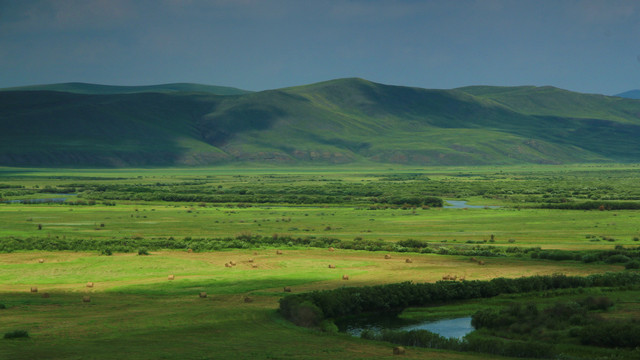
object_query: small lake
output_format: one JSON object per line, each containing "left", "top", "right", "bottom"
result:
{"left": 444, "top": 200, "right": 499, "bottom": 209}
{"left": 341, "top": 316, "right": 474, "bottom": 339}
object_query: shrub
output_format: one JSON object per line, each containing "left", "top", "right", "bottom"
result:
{"left": 4, "top": 330, "right": 29, "bottom": 339}
{"left": 604, "top": 254, "right": 631, "bottom": 264}
{"left": 137, "top": 248, "right": 149, "bottom": 256}
{"left": 289, "top": 301, "right": 323, "bottom": 328}
{"left": 319, "top": 319, "right": 339, "bottom": 333}
{"left": 100, "top": 248, "right": 113, "bottom": 256}
{"left": 625, "top": 260, "right": 640, "bottom": 269}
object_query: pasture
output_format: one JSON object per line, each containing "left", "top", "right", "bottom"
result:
{"left": 1, "top": 164, "right": 640, "bottom": 359}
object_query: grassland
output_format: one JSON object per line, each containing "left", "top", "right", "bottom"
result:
{"left": 3, "top": 78, "right": 640, "bottom": 167}
{"left": 1, "top": 164, "right": 640, "bottom": 359}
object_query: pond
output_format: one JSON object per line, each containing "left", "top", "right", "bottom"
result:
{"left": 444, "top": 200, "right": 500, "bottom": 209}
{"left": 340, "top": 315, "right": 474, "bottom": 339}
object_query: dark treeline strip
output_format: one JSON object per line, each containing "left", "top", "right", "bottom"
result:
{"left": 81, "top": 191, "right": 443, "bottom": 207}
{"left": 279, "top": 273, "right": 640, "bottom": 359}
{"left": 0, "top": 234, "right": 534, "bottom": 257}
{"left": 279, "top": 272, "right": 640, "bottom": 326}
{"left": 537, "top": 201, "right": 640, "bottom": 210}
{"left": 361, "top": 330, "right": 555, "bottom": 359}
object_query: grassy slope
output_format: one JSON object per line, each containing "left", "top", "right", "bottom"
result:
{"left": 0, "top": 250, "right": 620, "bottom": 360}
{"left": 2, "top": 78, "right": 640, "bottom": 166}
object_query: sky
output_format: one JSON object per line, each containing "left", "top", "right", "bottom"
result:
{"left": 1, "top": 0, "right": 639, "bottom": 95}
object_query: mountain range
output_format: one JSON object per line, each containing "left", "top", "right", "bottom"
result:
{"left": 1, "top": 78, "right": 639, "bottom": 167}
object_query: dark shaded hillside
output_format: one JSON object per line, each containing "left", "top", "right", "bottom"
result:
{"left": 0, "top": 82, "right": 251, "bottom": 96}
{"left": 1, "top": 78, "right": 640, "bottom": 167}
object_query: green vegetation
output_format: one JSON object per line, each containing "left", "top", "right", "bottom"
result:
{"left": 1, "top": 165, "right": 640, "bottom": 359}
{"left": 3, "top": 78, "right": 640, "bottom": 167}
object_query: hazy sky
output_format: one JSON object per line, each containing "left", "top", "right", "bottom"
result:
{"left": 1, "top": 0, "right": 639, "bottom": 94}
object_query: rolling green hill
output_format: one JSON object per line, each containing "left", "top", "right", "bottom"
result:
{"left": 616, "top": 90, "right": 640, "bottom": 99}
{"left": 0, "top": 82, "right": 251, "bottom": 95}
{"left": 1, "top": 78, "right": 640, "bottom": 167}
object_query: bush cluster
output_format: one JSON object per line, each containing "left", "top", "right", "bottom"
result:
{"left": 279, "top": 272, "right": 640, "bottom": 324}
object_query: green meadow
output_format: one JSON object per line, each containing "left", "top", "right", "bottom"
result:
{"left": 1, "top": 164, "right": 640, "bottom": 359}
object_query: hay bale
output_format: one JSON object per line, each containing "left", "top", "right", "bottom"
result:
{"left": 199, "top": 292, "right": 207, "bottom": 298}
{"left": 384, "top": 254, "right": 391, "bottom": 259}
{"left": 283, "top": 286, "right": 292, "bottom": 292}
{"left": 471, "top": 257, "right": 477, "bottom": 262}
{"left": 251, "top": 264, "right": 258, "bottom": 268}
{"left": 478, "top": 260, "right": 485, "bottom": 265}
{"left": 86, "top": 282, "right": 94, "bottom": 288}
{"left": 30, "top": 287, "right": 38, "bottom": 293}
{"left": 342, "top": 275, "right": 349, "bottom": 280}
{"left": 248, "top": 258, "right": 254, "bottom": 262}
{"left": 451, "top": 275, "right": 458, "bottom": 281}
{"left": 82, "top": 296, "right": 91, "bottom": 303}
{"left": 393, "top": 346, "right": 406, "bottom": 355}
{"left": 42, "top": 292, "right": 50, "bottom": 298}
{"left": 442, "top": 275, "right": 451, "bottom": 281}
{"left": 328, "top": 264, "right": 336, "bottom": 269}
{"left": 168, "top": 274, "right": 175, "bottom": 280}
{"left": 225, "top": 263, "right": 231, "bottom": 268}
{"left": 187, "top": 248, "right": 193, "bottom": 253}
{"left": 38, "top": 258, "right": 44, "bottom": 263}
{"left": 229, "top": 260, "right": 237, "bottom": 266}
{"left": 253, "top": 252, "right": 258, "bottom": 255}
{"left": 276, "top": 250, "right": 283, "bottom": 255}
{"left": 405, "top": 258, "right": 412, "bottom": 263}
{"left": 328, "top": 247, "right": 335, "bottom": 252}
{"left": 459, "top": 276, "right": 466, "bottom": 281}
{"left": 244, "top": 296, "right": 253, "bottom": 303}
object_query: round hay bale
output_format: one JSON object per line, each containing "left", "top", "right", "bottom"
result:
{"left": 342, "top": 275, "right": 349, "bottom": 280}
{"left": 187, "top": 248, "right": 193, "bottom": 253}
{"left": 199, "top": 292, "right": 207, "bottom": 298}
{"left": 442, "top": 275, "right": 451, "bottom": 280}
{"left": 459, "top": 276, "right": 466, "bottom": 281}
{"left": 82, "top": 296, "right": 91, "bottom": 303}
{"left": 283, "top": 286, "right": 292, "bottom": 292}
{"left": 276, "top": 250, "right": 283, "bottom": 255}
{"left": 229, "top": 260, "right": 237, "bottom": 266}
{"left": 225, "top": 263, "right": 231, "bottom": 268}
{"left": 30, "top": 286, "right": 38, "bottom": 293}
{"left": 478, "top": 260, "right": 485, "bottom": 265}
{"left": 251, "top": 264, "right": 258, "bottom": 268}
{"left": 328, "top": 247, "right": 335, "bottom": 252}
{"left": 328, "top": 264, "right": 336, "bottom": 269}
{"left": 168, "top": 274, "right": 175, "bottom": 280}
{"left": 393, "top": 346, "right": 406, "bottom": 355}
{"left": 253, "top": 252, "right": 258, "bottom": 255}
{"left": 248, "top": 258, "right": 254, "bottom": 263}
{"left": 244, "top": 296, "right": 253, "bottom": 303}
{"left": 384, "top": 254, "right": 392, "bottom": 259}
{"left": 38, "top": 258, "right": 44, "bottom": 263}
{"left": 86, "top": 282, "right": 94, "bottom": 288}
{"left": 42, "top": 292, "right": 50, "bottom": 298}
{"left": 405, "top": 258, "right": 412, "bottom": 263}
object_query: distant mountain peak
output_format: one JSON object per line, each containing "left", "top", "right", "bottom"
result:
{"left": 615, "top": 90, "right": 640, "bottom": 99}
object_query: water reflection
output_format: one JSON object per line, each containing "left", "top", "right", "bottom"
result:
{"left": 342, "top": 316, "right": 474, "bottom": 339}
